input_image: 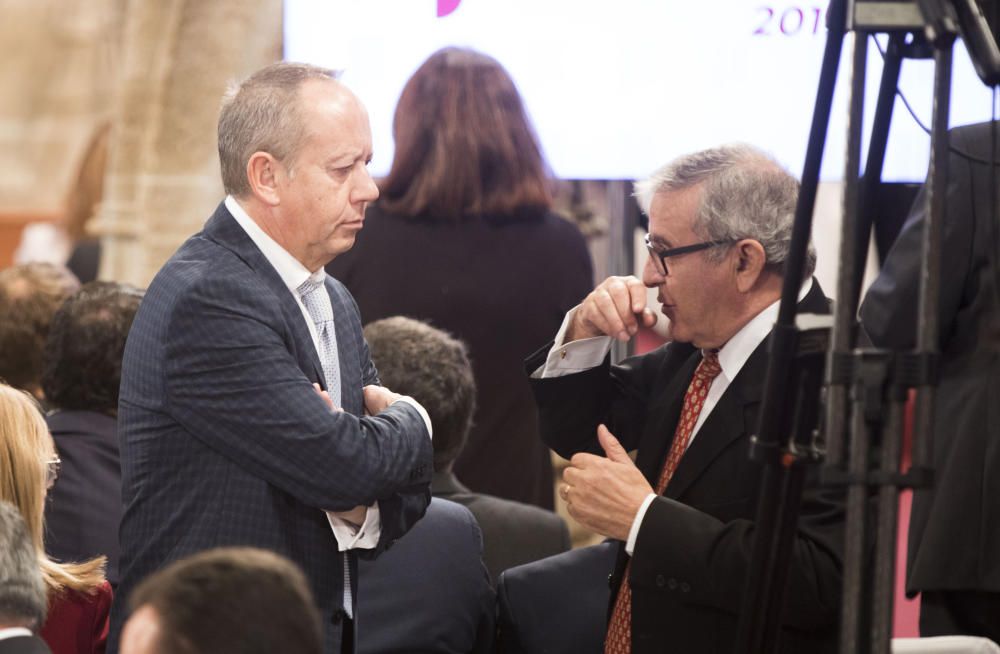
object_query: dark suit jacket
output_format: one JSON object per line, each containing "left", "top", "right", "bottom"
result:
{"left": 110, "top": 203, "right": 434, "bottom": 653}
{"left": 496, "top": 541, "right": 617, "bottom": 654}
{"left": 432, "top": 471, "right": 570, "bottom": 582}
{"left": 861, "top": 121, "right": 1000, "bottom": 594}
{"left": 358, "top": 498, "right": 494, "bottom": 654}
{"left": 0, "top": 635, "right": 51, "bottom": 654}
{"left": 44, "top": 410, "right": 121, "bottom": 587}
{"left": 527, "top": 280, "right": 845, "bottom": 654}
{"left": 327, "top": 204, "right": 593, "bottom": 509}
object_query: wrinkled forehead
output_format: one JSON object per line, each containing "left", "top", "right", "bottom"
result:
{"left": 648, "top": 186, "right": 703, "bottom": 241}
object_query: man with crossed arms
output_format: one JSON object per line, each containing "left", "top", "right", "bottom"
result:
{"left": 110, "top": 63, "right": 433, "bottom": 654}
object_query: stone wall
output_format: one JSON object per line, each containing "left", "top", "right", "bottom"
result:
{"left": 0, "top": 0, "right": 125, "bottom": 214}
{"left": 0, "top": 0, "right": 281, "bottom": 283}
{"left": 96, "top": 0, "right": 282, "bottom": 286}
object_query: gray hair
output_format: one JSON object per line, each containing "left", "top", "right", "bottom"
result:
{"left": 218, "top": 62, "right": 339, "bottom": 198}
{"left": 635, "top": 143, "right": 816, "bottom": 278}
{"left": 0, "top": 501, "right": 47, "bottom": 630}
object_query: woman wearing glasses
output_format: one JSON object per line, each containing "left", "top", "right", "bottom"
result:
{"left": 327, "top": 47, "right": 593, "bottom": 511}
{"left": 0, "top": 383, "right": 111, "bottom": 654}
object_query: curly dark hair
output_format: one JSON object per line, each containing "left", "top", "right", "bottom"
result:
{"left": 363, "top": 316, "right": 476, "bottom": 473}
{"left": 0, "top": 263, "right": 80, "bottom": 395}
{"left": 42, "top": 281, "right": 143, "bottom": 415}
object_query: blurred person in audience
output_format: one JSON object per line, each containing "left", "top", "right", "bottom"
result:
{"left": 0, "top": 501, "right": 52, "bottom": 654}
{"left": 357, "top": 496, "right": 495, "bottom": 654}
{"left": 527, "top": 144, "right": 844, "bottom": 653}
{"left": 0, "top": 383, "right": 112, "bottom": 654}
{"left": 14, "top": 124, "right": 110, "bottom": 283}
{"left": 327, "top": 47, "right": 593, "bottom": 511}
{"left": 42, "top": 282, "right": 144, "bottom": 589}
{"left": 0, "top": 264, "right": 79, "bottom": 401}
{"left": 364, "top": 316, "right": 570, "bottom": 582}
{"left": 119, "top": 548, "right": 322, "bottom": 654}
{"left": 110, "top": 62, "right": 432, "bottom": 654}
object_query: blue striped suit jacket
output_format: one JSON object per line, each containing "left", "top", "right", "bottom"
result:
{"left": 109, "top": 202, "right": 433, "bottom": 652}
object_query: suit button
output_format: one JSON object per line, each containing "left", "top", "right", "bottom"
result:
{"left": 655, "top": 574, "right": 666, "bottom": 588}
{"left": 608, "top": 573, "right": 614, "bottom": 587}
{"left": 667, "top": 577, "right": 678, "bottom": 590}
{"left": 680, "top": 581, "right": 691, "bottom": 593}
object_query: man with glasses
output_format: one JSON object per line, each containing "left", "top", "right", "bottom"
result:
{"left": 527, "top": 144, "right": 845, "bottom": 653}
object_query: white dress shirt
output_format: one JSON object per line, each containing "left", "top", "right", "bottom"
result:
{"left": 536, "top": 279, "right": 813, "bottom": 554}
{"left": 225, "top": 196, "right": 432, "bottom": 551}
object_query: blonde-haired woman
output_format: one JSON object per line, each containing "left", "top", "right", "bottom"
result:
{"left": 0, "top": 383, "right": 112, "bottom": 654}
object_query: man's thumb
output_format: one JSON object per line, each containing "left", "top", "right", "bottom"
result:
{"left": 598, "top": 424, "right": 629, "bottom": 462}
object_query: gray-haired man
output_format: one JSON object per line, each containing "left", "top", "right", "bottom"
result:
{"left": 0, "top": 501, "right": 51, "bottom": 654}
{"left": 528, "top": 144, "right": 845, "bottom": 654}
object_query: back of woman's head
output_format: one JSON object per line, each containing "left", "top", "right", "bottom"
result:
{"left": 381, "top": 47, "right": 551, "bottom": 220}
{"left": 0, "top": 384, "right": 52, "bottom": 553}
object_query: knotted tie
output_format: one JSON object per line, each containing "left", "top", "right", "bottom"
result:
{"left": 296, "top": 276, "right": 352, "bottom": 618}
{"left": 296, "top": 277, "right": 341, "bottom": 406}
{"left": 604, "top": 350, "right": 722, "bottom": 654}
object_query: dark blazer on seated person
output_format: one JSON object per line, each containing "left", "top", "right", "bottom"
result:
{"left": 358, "top": 497, "right": 494, "bottom": 654}
{"left": 44, "top": 410, "right": 121, "bottom": 587}
{"left": 433, "top": 471, "right": 570, "bottom": 582}
{"left": 0, "top": 635, "right": 52, "bottom": 654}
{"left": 527, "top": 280, "right": 846, "bottom": 654}
{"left": 497, "top": 541, "right": 617, "bottom": 654}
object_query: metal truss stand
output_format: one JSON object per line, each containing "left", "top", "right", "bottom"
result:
{"left": 735, "top": 2, "right": 954, "bottom": 652}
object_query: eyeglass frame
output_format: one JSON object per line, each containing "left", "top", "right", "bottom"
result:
{"left": 643, "top": 233, "right": 736, "bottom": 277}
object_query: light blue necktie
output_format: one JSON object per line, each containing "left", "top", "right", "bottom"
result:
{"left": 296, "top": 277, "right": 341, "bottom": 406}
{"left": 296, "top": 276, "right": 353, "bottom": 619}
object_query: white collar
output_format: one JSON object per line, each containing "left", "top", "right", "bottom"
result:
{"left": 0, "top": 628, "right": 33, "bottom": 641}
{"left": 710, "top": 278, "right": 814, "bottom": 383}
{"left": 224, "top": 195, "right": 326, "bottom": 294}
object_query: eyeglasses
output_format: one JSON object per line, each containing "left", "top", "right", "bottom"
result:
{"left": 45, "top": 456, "right": 61, "bottom": 489}
{"left": 644, "top": 233, "right": 734, "bottom": 277}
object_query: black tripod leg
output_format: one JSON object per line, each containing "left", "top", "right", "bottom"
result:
{"left": 733, "top": 2, "right": 848, "bottom": 652}
{"left": 855, "top": 33, "right": 906, "bottom": 311}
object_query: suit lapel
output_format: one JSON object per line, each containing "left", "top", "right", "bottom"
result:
{"left": 635, "top": 351, "right": 700, "bottom": 482}
{"left": 664, "top": 341, "right": 767, "bottom": 499}
{"left": 201, "top": 203, "right": 327, "bottom": 387}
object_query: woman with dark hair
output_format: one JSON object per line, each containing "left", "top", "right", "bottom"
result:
{"left": 327, "top": 47, "right": 593, "bottom": 510}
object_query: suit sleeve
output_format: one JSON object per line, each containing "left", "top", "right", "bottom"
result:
{"left": 860, "top": 127, "right": 976, "bottom": 349}
{"left": 526, "top": 343, "right": 672, "bottom": 458}
{"left": 163, "top": 275, "right": 433, "bottom": 513}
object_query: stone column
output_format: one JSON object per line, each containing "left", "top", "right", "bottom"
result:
{"left": 95, "top": 0, "right": 282, "bottom": 286}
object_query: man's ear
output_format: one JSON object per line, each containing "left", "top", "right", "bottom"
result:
{"left": 246, "top": 152, "right": 282, "bottom": 206}
{"left": 734, "top": 239, "right": 767, "bottom": 292}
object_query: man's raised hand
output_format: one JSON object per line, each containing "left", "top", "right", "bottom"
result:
{"left": 566, "top": 275, "right": 657, "bottom": 343}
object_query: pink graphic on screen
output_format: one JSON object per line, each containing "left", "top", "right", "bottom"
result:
{"left": 438, "top": 0, "right": 461, "bottom": 17}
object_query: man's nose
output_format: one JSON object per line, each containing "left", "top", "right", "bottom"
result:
{"left": 354, "top": 167, "right": 379, "bottom": 203}
{"left": 641, "top": 256, "right": 664, "bottom": 288}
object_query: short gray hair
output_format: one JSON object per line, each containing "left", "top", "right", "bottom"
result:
{"left": 218, "top": 62, "right": 339, "bottom": 197}
{"left": 635, "top": 143, "right": 816, "bottom": 278}
{"left": 0, "top": 501, "right": 46, "bottom": 630}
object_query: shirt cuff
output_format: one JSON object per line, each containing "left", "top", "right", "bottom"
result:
{"left": 531, "top": 306, "right": 613, "bottom": 379}
{"left": 625, "top": 493, "right": 658, "bottom": 556}
{"left": 326, "top": 502, "right": 381, "bottom": 551}
{"left": 393, "top": 396, "right": 433, "bottom": 440}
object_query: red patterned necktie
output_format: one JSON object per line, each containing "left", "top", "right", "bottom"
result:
{"left": 604, "top": 350, "right": 722, "bottom": 654}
